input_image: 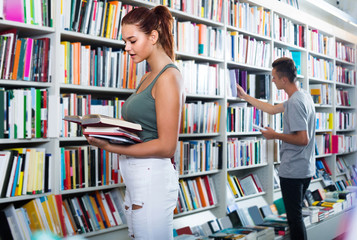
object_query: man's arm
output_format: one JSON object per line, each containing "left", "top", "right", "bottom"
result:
{"left": 237, "top": 84, "right": 284, "bottom": 114}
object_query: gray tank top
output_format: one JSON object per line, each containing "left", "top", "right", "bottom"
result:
{"left": 121, "top": 63, "right": 178, "bottom": 142}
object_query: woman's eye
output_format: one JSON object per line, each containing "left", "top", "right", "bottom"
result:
{"left": 131, "top": 41, "right": 136, "bottom": 44}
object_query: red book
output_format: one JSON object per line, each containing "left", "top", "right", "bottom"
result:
{"left": 41, "top": 89, "right": 47, "bottom": 138}
{"left": 321, "top": 158, "right": 332, "bottom": 175}
{"left": 104, "top": 192, "right": 122, "bottom": 225}
{"left": 331, "top": 135, "right": 339, "bottom": 153}
{"left": 202, "top": 175, "right": 214, "bottom": 206}
{"left": 78, "top": 147, "right": 83, "bottom": 188}
{"left": 176, "top": 226, "right": 193, "bottom": 235}
{"left": 40, "top": 38, "right": 50, "bottom": 82}
{"left": 55, "top": 195, "right": 68, "bottom": 237}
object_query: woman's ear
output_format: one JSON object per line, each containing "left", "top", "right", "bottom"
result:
{"left": 150, "top": 30, "right": 159, "bottom": 44}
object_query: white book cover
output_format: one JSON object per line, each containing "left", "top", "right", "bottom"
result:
{"left": 0, "top": 0, "right": 3, "bottom": 19}
{"left": 4, "top": 204, "right": 25, "bottom": 240}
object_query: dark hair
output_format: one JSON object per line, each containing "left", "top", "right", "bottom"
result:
{"left": 272, "top": 57, "right": 297, "bottom": 83}
{"left": 122, "top": 6, "right": 175, "bottom": 61}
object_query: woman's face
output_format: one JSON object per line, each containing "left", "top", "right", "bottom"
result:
{"left": 122, "top": 24, "right": 153, "bottom": 63}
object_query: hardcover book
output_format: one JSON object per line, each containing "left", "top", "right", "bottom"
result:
{"left": 63, "top": 114, "right": 142, "bottom": 131}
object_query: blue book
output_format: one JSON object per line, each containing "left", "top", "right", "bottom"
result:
{"left": 11, "top": 154, "right": 21, "bottom": 196}
{"left": 291, "top": 51, "right": 302, "bottom": 75}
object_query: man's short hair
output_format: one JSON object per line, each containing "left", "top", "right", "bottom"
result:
{"left": 272, "top": 57, "right": 297, "bottom": 83}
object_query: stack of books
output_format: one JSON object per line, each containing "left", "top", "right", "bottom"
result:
{"left": 63, "top": 114, "right": 142, "bottom": 145}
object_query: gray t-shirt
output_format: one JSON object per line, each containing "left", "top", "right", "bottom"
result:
{"left": 279, "top": 89, "right": 316, "bottom": 179}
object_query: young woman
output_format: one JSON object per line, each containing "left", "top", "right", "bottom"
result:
{"left": 86, "top": 5, "right": 184, "bottom": 240}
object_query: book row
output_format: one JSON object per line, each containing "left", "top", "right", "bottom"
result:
{"left": 227, "top": 70, "right": 270, "bottom": 100}
{"left": 307, "top": 29, "right": 334, "bottom": 57}
{"left": 61, "top": 146, "right": 123, "bottom": 191}
{"left": 180, "top": 101, "right": 221, "bottom": 134}
{"left": 336, "top": 42, "right": 356, "bottom": 63}
{"left": 335, "top": 111, "right": 356, "bottom": 131}
{"left": 279, "top": 0, "right": 300, "bottom": 9}
{"left": 315, "top": 133, "right": 332, "bottom": 156}
{"left": 60, "top": 42, "right": 147, "bottom": 88}
{"left": 1, "top": 0, "right": 53, "bottom": 27}
{"left": 227, "top": 32, "right": 271, "bottom": 68}
{"left": 0, "top": 148, "right": 51, "bottom": 198}
{"left": 0, "top": 88, "right": 47, "bottom": 139}
{"left": 227, "top": 138, "right": 267, "bottom": 168}
{"left": 0, "top": 30, "right": 51, "bottom": 82}
{"left": 60, "top": 93, "right": 124, "bottom": 137}
{"left": 316, "top": 112, "right": 333, "bottom": 130}
{"left": 272, "top": 112, "right": 284, "bottom": 132}
{"left": 336, "top": 156, "right": 351, "bottom": 174}
{"left": 163, "top": 0, "right": 223, "bottom": 22}
{"left": 336, "top": 89, "right": 352, "bottom": 107}
{"left": 176, "top": 60, "right": 222, "bottom": 96}
{"left": 227, "top": 173, "right": 264, "bottom": 199}
{"left": 227, "top": 103, "right": 269, "bottom": 133}
{"left": 309, "top": 83, "right": 332, "bottom": 105}
{"left": 0, "top": 189, "right": 127, "bottom": 239}
{"left": 175, "top": 175, "right": 217, "bottom": 214}
{"left": 61, "top": 0, "right": 127, "bottom": 40}
{"left": 335, "top": 66, "right": 356, "bottom": 85}
{"left": 173, "top": 140, "right": 222, "bottom": 176}
{"left": 273, "top": 13, "right": 305, "bottom": 47}
{"left": 331, "top": 134, "right": 357, "bottom": 154}
{"left": 308, "top": 55, "right": 334, "bottom": 81}
{"left": 226, "top": 1, "right": 271, "bottom": 37}
{"left": 175, "top": 21, "right": 224, "bottom": 58}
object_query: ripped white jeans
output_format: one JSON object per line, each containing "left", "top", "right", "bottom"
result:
{"left": 119, "top": 156, "right": 179, "bottom": 240}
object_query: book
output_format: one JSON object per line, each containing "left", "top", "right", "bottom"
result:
{"left": 3, "top": 0, "right": 24, "bottom": 22}
{"left": 63, "top": 114, "right": 142, "bottom": 131}
{"left": 83, "top": 126, "right": 141, "bottom": 143}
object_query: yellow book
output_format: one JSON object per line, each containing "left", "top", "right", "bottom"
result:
{"left": 179, "top": 179, "right": 193, "bottom": 211}
{"left": 60, "top": 41, "right": 68, "bottom": 83}
{"left": 39, "top": 196, "right": 56, "bottom": 234}
{"left": 22, "top": 200, "right": 46, "bottom": 231}
{"left": 36, "top": 150, "right": 45, "bottom": 194}
{"left": 216, "top": 103, "right": 221, "bottom": 132}
{"left": 105, "top": 4, "right": 114, "bottom": 38}
{"left": 227, "top": 173, "right": 239, "bottom": 198}
{"left": 27, "top": 149, "right": 37, "bottom": 194}
{"left": 101, "top": 2, "right": 109, "bottom": 37}
{"left": 17, "top": 170, "right": 24, "bottom": 196}
{"left": 71, "top": 150, "right": 76, "bottom": 189}
{"left": 328, "top": 113, "right": 333, "bottom": 129}
{"left": 47, "top": 195, "right": 63, "bottom": 236}
{"left": 233, "top": 175, "right": 244, "bottom": 197}
{"left": 89, "top": 195, "right": 105, "bottom": 229}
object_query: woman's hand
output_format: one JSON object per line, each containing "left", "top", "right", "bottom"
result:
{"left": 85, "top": 135, "right": 111, "bottom": 149}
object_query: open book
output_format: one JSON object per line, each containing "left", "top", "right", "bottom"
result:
{"left": 63, "top": 114, "right": 142, "bottom": 132}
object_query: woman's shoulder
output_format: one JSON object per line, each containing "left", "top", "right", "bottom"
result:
{"left": 161, "top": 65, "right": 182, "bottom": 79}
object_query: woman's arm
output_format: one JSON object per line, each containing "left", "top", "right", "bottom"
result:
{"left": 86, "top": 68, "right": 183, "bottom": 158}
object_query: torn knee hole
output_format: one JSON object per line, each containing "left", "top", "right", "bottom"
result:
{"left": 132, "top": 203, "right": 143, "bottom": 210}
{"left": 125, "top": 205, "right": 129, "bottom": 210}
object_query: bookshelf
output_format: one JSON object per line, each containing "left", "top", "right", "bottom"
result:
{"left": 0, "top": 0, "right": 356, "bottom": 239}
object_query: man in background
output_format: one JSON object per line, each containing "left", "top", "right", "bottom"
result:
{"left": 236, "top": 57, "right": 316, "bottom": 240}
